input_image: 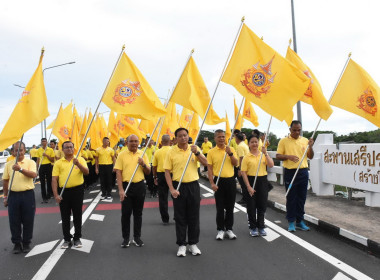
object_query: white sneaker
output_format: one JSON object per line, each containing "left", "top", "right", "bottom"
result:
{"left": 225, "top": 230, "right": 237, "bottom": 240}
{"left": 188, "top": 244, "right": 201, "bottom": 256}
{"left": 216, "top": 230, "right": 224, "bottom": 240}
{"left": 177, "top": 245, "right": 186, "bottom": 257}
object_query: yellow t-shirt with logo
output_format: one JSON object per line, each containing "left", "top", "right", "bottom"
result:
{"left": 277, "top": 135, "right": 309, "bottom": 169}
{"left": 152, "top": 146, "right": 171, "bottom": 172}
{"left": 241, "top": 152, "right": 268, "bottom": 176}
{"left": 114, "top": 149, "right": 149, "bottom": 183}
{"left": 96, "top": 147, "right": 115, "bottom": 165}
{"left": 207, "top": 146, "right": 237, "bottom": 178}
{"left": 37, "top": 147, "right": 55, "bottom": 165}
{"left": 52, "top": 156, "right": 88, "bottom": 188}
{"left": 2, "top": 158, "right": 36, "bottom": 191}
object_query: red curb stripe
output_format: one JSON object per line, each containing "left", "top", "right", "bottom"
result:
{"left": 0, "top": 205, "right": 88, "bottom": 217}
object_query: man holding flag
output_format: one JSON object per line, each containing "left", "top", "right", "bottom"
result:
{"left": 276, "top": 121, "right": 314, "bottom": 232}
{"left": 36, "top": 138, "right": 55, "bottom": 203}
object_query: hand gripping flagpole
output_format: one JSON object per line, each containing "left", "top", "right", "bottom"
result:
{"left": 34, "top": 102, "right": 62, "bottom": 183}
{"left": 123, "top": 49, "right": 195, "bottom": 195}
{"left": 285, "top": 53, "right": 352, "bottom": 196}
{"left": 176, "top": 17, "right": 245, "bottom": 191}
{"left": 215, "top": 97, "right": 245, "bottom": 186}
{"left": 59, "top": 45, "right": 126, "bottom": 197}
{"left": 7, "top": 134, "right": 25, "bottom": 200}
{"left": 251, "top": 116, "right": 272, "bottom": 190}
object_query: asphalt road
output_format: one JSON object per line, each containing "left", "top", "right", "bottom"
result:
{"left": 0, "top": 178, "right": 379, "bottom": 280}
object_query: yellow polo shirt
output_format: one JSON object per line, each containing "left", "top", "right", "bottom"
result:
{"left": 52, "top": 156, "right": 88, "bottom": 188}
{"left": 55, "top": 149, "right": 64, "bottom": 160}
{"left": 85, "top": 149, "right": 93, "bottom": 163}
{"left": 145, "top": 146, "right": 155, "bottom": 163}
{"left": 37, "top": 147, "right": 55, "bottom": 165}
{"left": 230, "top": 138, "right": 238, "bottom": 151}
{"left": 201, "top": 141, "right": 213, "bottom": 154}
{"left": 241, "top": 152, "right": 268, "bottom": 176}
{"left": 96, "top": 147, "right": 115, "bottom": 165}
{"left": 114, "top": 149, "right": 149, "bottom": 182}
{"left": 91, "top": 150, "right": 96, "bottom": 165}
{"left": 30, "top": 148, "right": 38, "bottom": 158}
{"left": 207, "top": 146, "right": 236, "bottom": 178}
{"left": 164, "top": 145, "right": 200, "bottom": 183}
{"left": 277, "top": 135, "right": 309, "bottom": 169}
{"left": 152, "top": 146, "right": 171, "bottom": 172}
{"left": 2, "top": 158, "right": 36, "bottom": 191}
{"left": 7, "top": 155, "right": 15, "bottom": 162}
{"left": 236, "top": 142, "right": 249, "bottom": 158}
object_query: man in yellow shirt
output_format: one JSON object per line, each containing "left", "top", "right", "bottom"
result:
{"left": 235, "top": 133, "right": 249, "bottom": 205}
{"left": 6, "top": 148, "right": 16, "bottom": 162}
{"left": 2, "top": 141, "right": 37, "bottom": 254}
{"left": 36, "top": 138, "right": 55, "bottom": 203}
{"left": 52, "top": 141, "right": 89, "bottom": 249}
{"left": 115, "top": 134, "right": 150, "bottom": 248}
{"left": 164, "top": 128, "right": 208, "bottom": 257}
{"left": 95, "top": 137, "right": 116, "bottom": 200}
{"left": 201, "top": 137, "right": 212, "bottom": 172}
{"left": 207, "top": 130, "right": 238, "bottom": 240}
{"left": 276, "top": 120, "right": 314, "bottom": 232}
{"left": 30, "top": 145, "right": 38, "bottom": 162}
{"left": 152, "top": 134, "right": 171, "bottom": 224}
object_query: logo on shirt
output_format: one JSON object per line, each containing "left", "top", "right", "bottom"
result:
{"left": 241, "top": 56, "right": 276, "bottom": 98}
{"left": 113, "top": 80, "right": 142, "bottom": 106}
{"left": 357, "top": 87, "right": 377, "bottom": 116}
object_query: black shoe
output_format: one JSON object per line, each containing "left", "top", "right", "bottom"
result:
{"left": 133, "top": 237, "right": 144, "bottom": 247}
{"left": 12, "top": 243, "right": 23, "bottom": 254}
{"left": 121, "top": 240, "right": 130, "bottom": 248}
{"left": 22, "top": 243, "right": 31, "bottom": 253}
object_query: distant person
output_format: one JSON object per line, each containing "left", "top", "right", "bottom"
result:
{"left": 230, "top": 129, "right": 240, "bottom": 151}
{"left": 207, "top": 130, "right": 238, "bottom": 240}
{"left": 30, "top": 145, "right": 38, "bottom": 162}
{"left": 36, "top": 138, "right": 55, "bottom": 203}
{"left": 164, "top": 128, "right": 208, "bottom": 257}
{"left": 276, "top": 120, "right": 314, "bottom": 232}
{"left": 95, "top": 137, "right": 115, "bottom": 200}
{"left": 241, "top": 134, "right": 274, "bottom": 237}
{"left": 2, "top": 141, "right": 37, "bottom": 254}
{"left": 201, "top": 137, "right": 212, "bottom": 172}
{"left": 6, "top": 148, "right": 16, "bottom": 162}
{"left": 52, "top": 141, "right": 89, "bottom": 249}
{"left": 115, "top": 134, "right": 150, "bottom": 248}
{"left": 235, "top": 133, "right": 249, "bottom": 205}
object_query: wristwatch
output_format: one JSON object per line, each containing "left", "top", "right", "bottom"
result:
{"left": 194, "top": 152, "right": 200, "bottom": 156}
{"left": 228, "top": 152, "right": 233, "bottom": 157}
{"left": 19, "top": 168, "right": 23, "bottom": 173}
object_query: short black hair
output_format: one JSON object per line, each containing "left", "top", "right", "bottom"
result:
{"left": 233, "top": 129, "right": 240, "bottom": 135}
{"left": 103, "top": 137, "right": 109, "bottom": 141}
{"left": 290, "top": 120, "right": 302, "bottom": 128}
{"left": 236, "top": 133, "right": 244, "bottom": 141}
{"left": 252, "top": 129, "right": 261, "bottom": 137}
{"left": 62, "top": 141, "right": 74, "bottom": 149}
{"left": 174, "top": 127, "right": 188, "bottom": 137}
{"left": 41, "top": 138, "right": 47, "bottom": 141}
{"left": 247, "top": 134, "right": 259, "bottom": 143}
{"left": 214, "top": 129, "right": 225, "bottom": 136}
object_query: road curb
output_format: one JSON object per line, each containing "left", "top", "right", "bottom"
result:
{"left": 267, "top": 199, "right": 380, "bottom": 258}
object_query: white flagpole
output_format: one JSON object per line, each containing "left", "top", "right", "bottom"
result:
{"left": 176, "top": 17, "right": 245, "bottom": 191}
{"left": 285, "top": 53, "right": 351, "bottom": 196}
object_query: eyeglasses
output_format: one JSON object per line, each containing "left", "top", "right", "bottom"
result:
{"left": 63, "top": 146, "right": 74, "bottom": 149}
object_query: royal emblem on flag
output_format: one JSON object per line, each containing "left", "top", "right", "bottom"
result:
{"left": 357, "top": 88, "right": 377, "bottom": 116}
{"left": 59, "top": 126, "right": 70, "bottom": 139}
{"left": 166, "top": 128, "right": 174, "bottom": 137}
{"left": 115, "top": 121, "right": 125, "bottom": 132}
{"left": 184, "top": 114, "right": 193, "bottom": 122}
{"left": 244, "top": 108, "right": 251, "bottom": 118}
{"left": 303, "top": 70, "right": 313, "bottom": 98}
{"left": 124, "top": 116, "right": 135, "bottom": 125}
{"left": 113, "top": 80, "right": 142, "bottom": 105}
{"left": 241, "top": 56, "right": 276, "bottom": 98}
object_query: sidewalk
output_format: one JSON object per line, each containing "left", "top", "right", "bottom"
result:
{"left": 267, "top": 182, "right": 380, "bottom": 257}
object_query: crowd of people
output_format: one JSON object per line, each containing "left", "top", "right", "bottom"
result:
{"left": 2, "top": 120, "right": 314, "bottom": 257}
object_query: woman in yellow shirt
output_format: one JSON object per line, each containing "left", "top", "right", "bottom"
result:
{"left": 241, "top": 134, "right": 274, "bottom": 237}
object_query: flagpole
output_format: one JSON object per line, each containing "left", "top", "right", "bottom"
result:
{"left": 285, "top": 53, "right": 352, "bottom": 196}
{"left": 176, "top": 17, "right": 245, "bottom": 191}
{"left": 7, "top": 135, "right": 25, "bottom": 199}
{"left": 215, "top": 97, "right": 245, "bottom": 186}
{"left": 251, "top": 116, "right": 272, "bottom": 190}
{"left": 59, "top": 45, "right": 126, "bottom": 197}
{"left": 123, "top": 50, "right": 195, "bottom": 195}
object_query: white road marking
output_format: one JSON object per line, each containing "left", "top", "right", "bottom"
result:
{"left": 274, "top": 220, "right": 282, "bottom": 224}
{"left": 333, "top": 272, "right": 352, "bottom": 280}
{"left": 32, "top": 193, "right": 102, "bottom": 280}
{"left": 83, "top": 199, "right": 93, "bottom": 203}
{"left": 58, "top": 216, "right": 73, "bottom": 224}
{"left": 26, "top": 240, "right": 59, "bottom": 258}
{"left": 262, "top": 228, "right": 280, "bottom": 242}
{"left": 89, "top": 190, "right": 100, "bottom": 194}
{"left": 233, "top": 208, "right": 239, "bottom": 213}
{"left": 102, "top": 198, "right": 113, "bottom": 202}
{"left": 71, "top": 238, "right": 94, "bottom": 254}
{"left": 202, "top": 192, "right": 213, "bottom": 198}
{"left": 199, "top": 183, "right": 373, "bottom": 280}
{"left": 90, "top": 214, "right": 105, "bottom": 221}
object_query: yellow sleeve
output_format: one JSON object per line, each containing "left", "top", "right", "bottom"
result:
{"left": 79, "top": 157, "right": 88, "bottom": 168}
{"left": 163, "top": 150, "right": 172, "bottom": 171}
{"left": 240, "top": 156, "right": 249, "bottom": 172}
{"left": 152, "top": 151, "right": 158, "bottom": 167}
{"left": 114, "top": 155, "right": 123, "bottom": 170}
{"left": 2, "top": 162, "right": 11, "bottom": 180}
{"left": 206, "top": 150, "right": 213, "bottom": 165}
{"left": 143, "top": 154, "right": 149, "bottom": 166}
{"left": 28, "top": 159, "right": 37, "bottom": 172}
{"left": 277, "top": 138, "right": 285, "bottom": 155}
{"left": 52, "top": 161, "right": 60, "bottom": 177}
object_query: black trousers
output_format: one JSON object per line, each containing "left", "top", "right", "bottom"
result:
{"left": 235, "top": 166, "right": 248, "bottom": 201}
{"left": 39, "top": 164, "right": 52, "bottom": 200}
{"left": 84, "top": 162, "right": 91, "bottom": 188}
{"left": 89, "top": 162, "right": 96, "bottom": 185}
{"left": 213, "top": 176, "right": 236, "bottom": 231}
{"left": 8, "top": 190, "right": 35, "bottom": 245}
{"left": 246, "top": 176, "right": 268, "bottom": 229}
{"left": 59, "top": 185, "right": 84, "bottom": 241}
{"left": 203, "top": 154, "right": 208, "bottom": 171}
{"left": 99, "top": 164, "right": 113, "bottom": 196}
{"left": 172, "top": 181, "right": 200, "bottom": 246}
{"left": 145, "top": 164, "right": 156, "bottom": 195}
{"left": 121, "top": 181, "right": 146, "bottom": 240}
{"left": 32, "top": 157, "right": 37, "bottom": 163}
{"left": 157, "top": 172, "right": 169, "bottom": 223}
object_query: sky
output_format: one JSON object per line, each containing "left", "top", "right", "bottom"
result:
{"left": 1, "top": 0, "right": 380, "bottom": 148}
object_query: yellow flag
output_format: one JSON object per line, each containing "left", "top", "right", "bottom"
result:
{"left": 108, "top": 111, "right": 120, "bottom": 148}
{"left": 46, "top": 104, "right": 62, "bottom": 130}
{"left": 101, "top": 52, "right": 166, "bottom": 120}
{"left": 330, "top": 59, "right": 380, "bottom": 127}
{"left": 234, "top": 98, "right": 244, "bottom": 130}
{"left": 179, "top": 107, "right": 194, "bottom": 128}
{"left": 225, "top": 112, "right": 232, "bottom": 144}
{"left": 71, "top": 116, "right": 81, "bottom": 153}
{"left": 139, "top": 118, "right": 157, "bottom": 139}
{"left": 286, "top": 47, "right": 333, "bottom": 120}
{"left": 88, "top": 112, "right": 102, "bottom": 149}
{"left": 52, "top": 103, "right": 73, "bottom": 145}
{"left": 170, "top": 56, "right": 224, "bottom": 125}
{"left": 242, "top": 99, "right": 259, "bottom": 127}
{"left": 79, "top": 111, "right": 88, "bottom": 141}
{"left": 99, "top": 115, "right": 108, "bottom": 141}
{"left": 117, "top": 114, "right": 144, "bottom": 142}
{"left": 161, "top": 102, "right": 179, "bottom": 139}
{"left": 0, "top": 51, "right": 49, "bottom": 151}
{"left": 189, "top": 113, "right": 200, "bottom": 140}
{"left": 222, "top": 24, "right": 309, "bottom": 121}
